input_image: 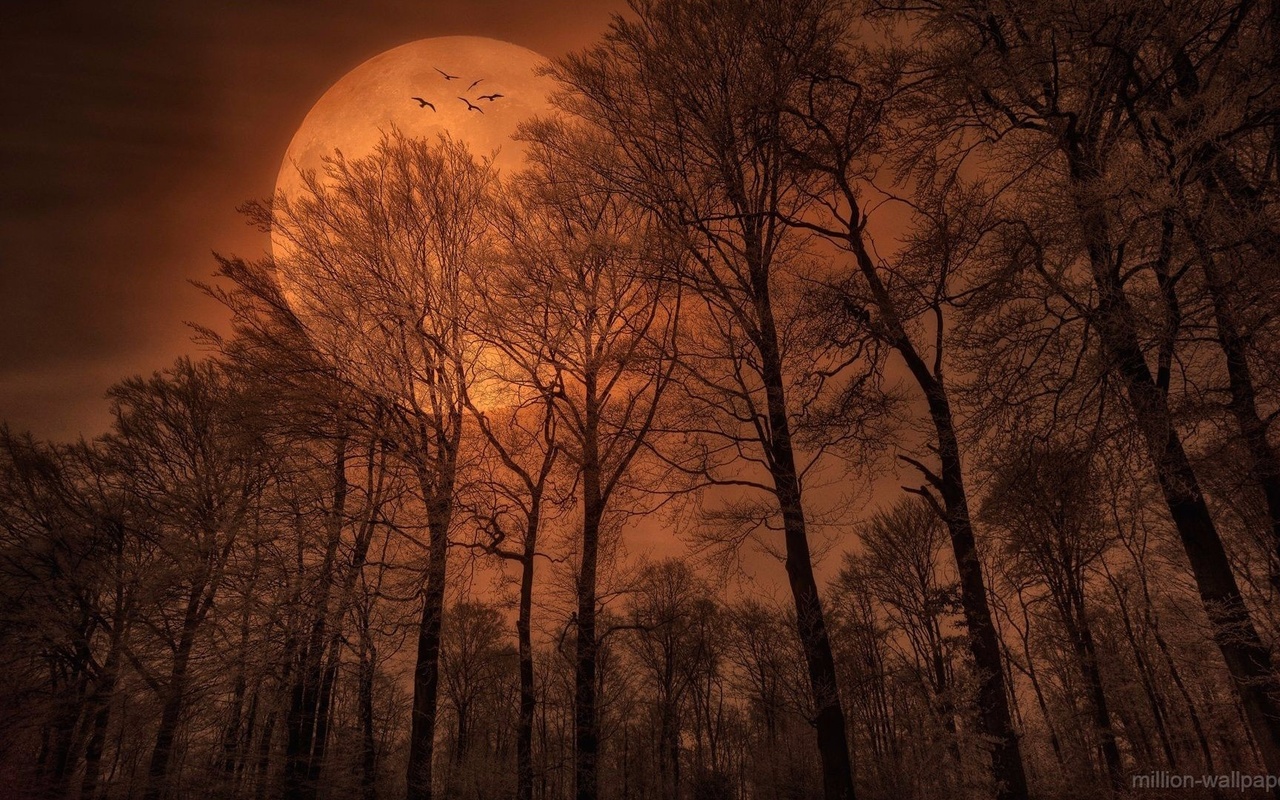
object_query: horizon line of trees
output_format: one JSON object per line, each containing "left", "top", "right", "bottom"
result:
{"left": 2, "top": 0, "right": 1278, "bottom": 799}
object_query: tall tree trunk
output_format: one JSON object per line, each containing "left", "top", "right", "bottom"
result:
{"left": 933, "top": 416, "right": 1030, "bottom": 800}
{"left": 929, "top": 624, "right": 962, "bottom": 766}
{"left": 999, "top": 634, "right": 1040, "bottom": 791}
{"left": 406, "top": 398, "right": 461, "bottom": 800}
{"left": 284, "top": 657, "right": 319, "bottom": 800}
{"left": 574, "top": 450, "right": 603, "bottom": 800}
{"left": 842, "top": 226, "right": 1030, "bottom": 800}
{"left": 43, "top": 676, "right": 82, "bottom": 800}
{"left": 220, "top": 576, "right": 256, "bottom": 785}
{"left": 455, "top": 701, "right": 470, "bottom": 765}
{"left": 237, "top": 690, "right": 261, "bottom": 790}
{"left": 143, "top": 587, "right": 203, "bottom": 800}
{"left": 1105, "top": 570, "right": 1177, "bottom": 768}
{"left": 79, "top": 693, "right": 113, "bottom": 800}
{"left": 359, "top": 606, "right": 379, "bottom": 800}
{"left": 286, "top": 437, "right": 348, "bottom": 800}
{"left": 221, "top": 667, "right": 249, "bottom": 779}
{"left": 1061, "top": 591, "right": 1124, "bottom": 791}
{"left": 1186, "top": 222, "right": 1280, "bottom": 593}
{"left": 756, "top": 301, "right": 857, "bottom": 800}
{"left": 407, "top": 497, "right": 452, "bottom": 800}
{"left": 659, "top": 706, "right": 679, "bottom": 800}
{"left": 80, "top": 635, "right": 124, "bottom": 800}
{"left": 1147, "top": 599, "right": 1217, "bottom": 775}
{"left": 1010, "top": 590, "right": 1065, "bottom": 768}
{"left": 337, "top": 444, "right": 387, "bottom": 800}
{"left": 309, "top": 651, "right": 340, "bottom": 786}
{"left": 83, "top": 546, "right": 133, "bottom": 800}
{"left": 253, "top": 709, "right": 277, "bottom": 800}
{"left": 1126, "top": 526, "right": 1219, "bottom": 774}
{"left": 1166, "top": 38, "right": 1280, "bottom": 592}
{"left": 517, "top": 511, "right": 539, "bottom": 800}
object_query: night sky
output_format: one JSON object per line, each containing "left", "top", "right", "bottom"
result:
{"left": 0, "top": 0, "right": 623, "bottom": 440}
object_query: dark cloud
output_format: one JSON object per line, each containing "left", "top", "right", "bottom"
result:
{"left": 0, "top": 0, "right": 624, "bottom": 440}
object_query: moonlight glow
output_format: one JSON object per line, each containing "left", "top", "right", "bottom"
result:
{"left": 272, "top": 36, "right": 558, "bottom": 261}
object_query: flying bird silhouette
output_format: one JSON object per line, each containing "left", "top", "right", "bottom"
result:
{"left": 478, "top": 93, "right": 504, "bottom": 101}
{"left": 411, "top": 97, "right": 436, "bottom": 111}
{"left": 466, "top": 78, "right": 484, "bottom": 91}
{"left": 434, "top": 67, "right": 459, "bottom": 80}
{"left": 459, "top": 97, "right": 484, "bottom": 113}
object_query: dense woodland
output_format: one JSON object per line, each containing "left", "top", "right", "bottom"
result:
{"left": 3, "top": 0, "right": 1279, "bottom": 798}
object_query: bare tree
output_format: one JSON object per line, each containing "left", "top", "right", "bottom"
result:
{"left": 849, "top": 497, "right": 963, "bottom": 773}
{"left": 622, "top": 560, "right": 706, "bottom": 800}
{"left": 204, "top": 250, "right": 414, "bottom": 800}
{"left": 439, "top": 601, "right": 512, "bottom": 766}
{"left": 0, "top": 431, "right": 140, "bottom": 800}
{"left": 885, "top": 0, "right": 1280, "bottom": 773}
{"left": 544, "top": 3, "right": 890, "bottom": 795}
{"left": 980, "top": 441, "right": 1124, "bottom": 791}
{"left": 780, "top": 64, "right": 1034, "bottom": 794}
{"left": 10, "top": 5, "right": 1280, "bottom": 800}
{"left": 254, "top": 131, "right": 495, "bottom": 800}
{"left": 484, "top": 128, "right": 678, "bottom": 800}
{"left": 1102, "top": 0, "right": 1280, "bottom": 591}
{"left": 102, "top": 359, "right": 270, "bottom": 800}
{"left": 462, "top": 236, "right": 566, "bottom": 800}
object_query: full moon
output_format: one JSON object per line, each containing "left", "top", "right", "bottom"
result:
{"left": 273, "top": 36, "right": 559, "bottom": 259}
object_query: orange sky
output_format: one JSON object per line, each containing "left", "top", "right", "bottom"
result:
{"left": 0, "top": 0, "right": 625, "bottom": 440}
{"left": 0, "top": 1, "right": 906, "bottom": 596}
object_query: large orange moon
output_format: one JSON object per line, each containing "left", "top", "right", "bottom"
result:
{"left": 272, "top": 35, "right": 558, "bottom": 259}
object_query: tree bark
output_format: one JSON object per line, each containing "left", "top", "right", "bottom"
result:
{"left": 517, "top": 508, "right": 540, "bottom": 800}
{"left": 43, "top": 675, "right": 82, "bottom": 800}
{"left": 405, "top": 397, "right": 462, "bottom": 800}
{"left": 929, "top": 621, "right": 962, "bottom": 766}
{"left": 359, "top": 607, "right": 379, "bottom": 800}
{"left": 756, "top": 292, "right": 857, "bottom": 800}
{"left": 407, "top": 490, "right": 453, "bottom": 800}
{"left": 253, "top": 710, "right": 277, "bottom": 800}
{"left": 574, "top": 435, "right": 603, "bottom": 800}
{"left": 1016, "top": 614, "right": 1065, "bottom": 767}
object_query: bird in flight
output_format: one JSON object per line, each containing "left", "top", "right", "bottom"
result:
{"left": 411, "top": 97, "right": 436, "bottom": 111}
{"left": 459, "top": 97, "right": 484, "bottom": 113}
{"left": 434, "top": 67, "right": 459, "bottom": 80}
{"left": 466, "top": 78, "right": 484, "bottom": 91}
{"left": 478, "top": 93, "right": 504, "bottom": 102}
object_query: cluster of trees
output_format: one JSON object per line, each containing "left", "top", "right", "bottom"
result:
{"left": 2, "top": 0, "right": 1278, "bottom": 798}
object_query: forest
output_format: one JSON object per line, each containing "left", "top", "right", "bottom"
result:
{"left": 2, "top": 0, "right": 1278, "bottom": 799}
